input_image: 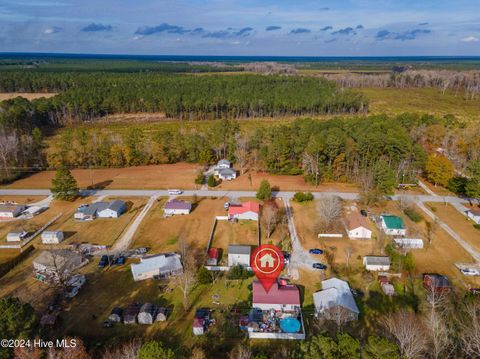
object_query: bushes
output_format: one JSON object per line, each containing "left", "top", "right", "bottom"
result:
{"left": 403, "top": 207, "right": 423, "bottom": 223}
{"left": 227, "top": 265, "right": 252, "bottom": 280}
{"left": 293, "top": 192, "right": 314, "bottom": 202}
{"left": 196, "top": 266, "right": 213, "bottom": 285}
{"left": 386, "top": 244, "right": 415, "bottom": 272}
{"left": 207, "top": 174, "right": 218, "bottom": 187}
{"left": 194, "top": 173, "right": 204, "bottom": 185}
{"left": 256, "top": 180, "right": 272, "bottom": 200}
{"left": 474, "top": 224, "right": 480, "bottom": 231}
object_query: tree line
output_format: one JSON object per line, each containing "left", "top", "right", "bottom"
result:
{"left": 0, "top": 72, "right": 367, "bottom": 122}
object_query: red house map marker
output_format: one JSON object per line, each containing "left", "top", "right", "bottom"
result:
{"left": 251, "top": 244, "right": 284, "bottom": 293}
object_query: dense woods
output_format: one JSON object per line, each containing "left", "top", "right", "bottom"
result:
{"left": 0, "top": 72, "right": 367, "bottom": 121}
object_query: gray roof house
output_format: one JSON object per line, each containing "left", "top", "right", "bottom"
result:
{"left": 228, "top": 245, "right": 251, "bottom": 267}
{"left": 313, "top": 278, "right": 359, "bottom": 322}
{"left": 74, "top": 200, "right": 126, "bottom": 220}
{"left": 216, "top": 159, "right": 231, "bottom": 169}
{"left": 217, "top": 168, "right": 237, "bottom": 181}
{"left": 131, "top": 253, "right": 183, "bottom": 281}
{"left": 363, "top": 256, "right": 391, "bottom": 271}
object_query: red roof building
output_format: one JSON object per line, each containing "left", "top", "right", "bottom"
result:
{"left": 207, "top": 248, "right": 219, "bottom": 265}
{"left": 252, "top": 280, "right": 301, "bottom": 311}
{"left": 228, "top": 201, "right": 260, "bottom": 221}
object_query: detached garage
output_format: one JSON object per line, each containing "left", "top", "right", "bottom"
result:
{"left": 41, "top": 231, "right": 64, "bottom": 244}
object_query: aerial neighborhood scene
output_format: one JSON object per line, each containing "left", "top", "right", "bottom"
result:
{"left": 1, "top": 1, "right": 480, "bottom": 359}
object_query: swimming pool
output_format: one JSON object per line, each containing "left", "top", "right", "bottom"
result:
{"left": 280, "top": 317, "right": 301, "bottom": 333}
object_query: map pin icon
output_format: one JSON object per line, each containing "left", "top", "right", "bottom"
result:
{"left": 251, "top": 244, "right": 285, "bottom": 293}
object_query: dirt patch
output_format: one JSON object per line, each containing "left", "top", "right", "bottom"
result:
{"left": 0, "top": 93, "right": 57, "bottom": 101}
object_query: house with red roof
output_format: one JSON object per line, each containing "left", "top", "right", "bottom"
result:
{"left": 252, "top": 279, "right": 301, "bottom": 311}
{"left": 228, "top": 201, "right": 260, "bottom": 221}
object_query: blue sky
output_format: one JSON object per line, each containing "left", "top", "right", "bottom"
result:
{"left": 1, "top": 0, "right": 480, "bottom": 56}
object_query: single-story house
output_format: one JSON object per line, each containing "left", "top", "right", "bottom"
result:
{"left": 131, "top": 253, "right": 183, "bottom": 281}
{"left": 345, "top": 212, "right": 372, "bottom": 240}
{"left": 207, "top": 247, "right": 219, "bottom": 266}
{"left": 74, "top": 200, "right": 126, "bottom": 220}
{"left": 33, "top": 250, "right": 84, "bottom": 278}
{"left": 0, "top": 204, "right": 26, "bottom": 218}
{"left": 217, "top": 168, "right": 237, "bottom": 181}
{"left": 109, "top": 307, "right": 123, "bottom": 323}
{"left": 252, "top": 279, "right": 301, "bottom": 311}
{"left": 380, "top": 215, "right": 407, "bottom": 236}
{"left": 216, "top": 159, "right": 231, "bottom": 169}
{"left": 228, "top": 245, "right": 251, "bottom": 267}
{"left": 41, "top": 231, "right": 64, "bottom": 244}
{"left": 228, "top": 201, "right": 260, "bottom": 221}
{"left": 394, "top": 238, "right": 424, "bottom": 249}
{"left": 313, "top": 278, "right": 359, "bottom": 322}
{"left": 466, "top": 209, "right": 480, "bottom": 224}
{"left": 138, "top": 303, "right": 158, "bottom": 325}
{"left": 6, "top": 231, "right": 28, "bottom": 242}
{"left": 123, "top": 303, "right": 141, "bottom": 324}
{"left": 164, "top": 199, "right": 192, "bottom": 216}
{"left": 423, "top": 274, "right": 451, "bottom": 294}
{"left": 193, "top": 317, "right": 205, "bottom": 336}
{"left": 363, "top": 256, "right": 391, "bottom": 271}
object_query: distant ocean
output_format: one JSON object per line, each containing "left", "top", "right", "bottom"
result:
{"left": 1, "top": 52, "right": 480, "bottom": 63}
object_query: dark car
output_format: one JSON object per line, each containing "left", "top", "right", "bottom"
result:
{"left": 360, "top": 209, "right": 368, "bottom": 217}
{"left": 98, "top": 255, "right": 109, "bottom": 268}
{"left": 102, "top": 320, "right": 113, "bottom": 328}
{"left": 282, "top": 252, "right": 291, "bottom": 264}
{"left": 114, "top": 256, "right": 126, "bottom": 266}
{"left": 312, "top": 263, "right": 327, "bottom": 270}
{"left": 309, "top": 248, "right": 324, "bottom": 255}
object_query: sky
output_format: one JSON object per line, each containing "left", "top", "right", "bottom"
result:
{"left": 1, "top": 0, "right": 480, "bottom": 56}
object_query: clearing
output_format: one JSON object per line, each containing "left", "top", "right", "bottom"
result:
{"left": 0, "top": 92, "right": 57, "bottom": 101}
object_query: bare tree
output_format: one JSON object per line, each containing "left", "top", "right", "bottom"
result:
{"left": 344, "top": 246, "right": 353, "bottom": 268}
{"left": 169, "top": 237, "right": 197, "bottom": 309}
{"left": 262, "top": 201, "right": 279, "bottom": 238}
{"left": 324, "top": 305, "right": 355, "bottom": 330}
{"left": 228, "top": 344, "right": 252, "bottom": 359}
{"left": 190, "top": 347, "right": 207, "bottom": 359}
{"left": 425, "top": 219, "right": 439, "bottom": 245}
{"left": 234, "top": 133, "right": 249, "bottom": 175}
{"left": 383, "top": 311, "right": 428, "bottom": 359}
{"left": 316, "top": 196, "right": 342, "bottom": 232}
{"left": 459, "top": 301, "right": 480, "bottom": 358}
{"left": 102, "top": 339, "right": 142, "bottom": 359}
{"left": 47, "top": 337, "right": 90, "bottom": 359}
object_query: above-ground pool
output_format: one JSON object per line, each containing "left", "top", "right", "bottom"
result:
{"left": 280, "top": 317, "right": 301, "bottom": 333}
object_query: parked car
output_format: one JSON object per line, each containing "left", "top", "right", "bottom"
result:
{"left": 224, "top": 202, "right": 230, "bottom": 209}
{"left": 309, "top": 248, "right": 324, "bottom": 255}
{"left": 114, "top": 256, "right": 126, "bottom": 266}
{"left": 103, "top": 320, "right": 113, "bottom": 328}
{"left": 312, "top": 263, "right": 327, "bottom": 270}
{"left": 460, "top": 268, "right": 480, "bottom": 276}
{"left": 360, "top": 209, "right": 368, "bottom": 217}
{"left": 134, "top": 247, "right": 149, "bottom": 255}
{"left": 168, "top": 189, "right": 183, "bottom": 195}
{"left": 98, "top": 255, "right": 113, "bottom": 268}
{"left": 282, "top": 252, "right": 291, "bottom": 264}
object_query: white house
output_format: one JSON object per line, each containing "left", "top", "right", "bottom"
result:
{"left": 131, "top": 253, "right": 183, "bottom": 281}
{"left": 217, "top": 168, "right": 237, "bottom": 181}
{"left": 41, "top": 231, "right": 64, "bottom": 244}
{"left": 363, "top": 256, "right": 391, "bottom": 271}
{"left": 380, "top": 215, "right": 407, "bottom": 236}
{"left": 163, "top": 199, "right": 192, "bottom": 216}
{"left": 228, "top": 201, "right": 260, "bottom": 221}
{"left": 466, "top": 209, "right": 480, "bottom": 224}
{"left": 0, "top": 204, "right": 26, "bottom": 218}
{"left": 313, "top": 278, "right": 359, "bottom": 322}
{"left": 216, "top": 159, "right": 231, "bottom": 169}
{"left": 228, "top": 245, "right": 251, "bottom": 267}
{"left": 74, "top": 200, "right": 126, "bottom": 220}
{"left": 97, "top": 200, "right": 126, "bottom": 218}
{"left": 6, "top": 231, "right": 28, "bottom": 242}
{"left": 345, "top": 212, "right": 372, "bottom": 240}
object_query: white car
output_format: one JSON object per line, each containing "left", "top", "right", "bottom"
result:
{"left": 460, "top": 268, "right": 480, "bottom": 276}
{"left": 168, "top": 189, "right": 183, "bottom": 195}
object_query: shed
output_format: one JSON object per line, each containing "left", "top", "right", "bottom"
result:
{"left": 138, "top": 303, "right": 158, "bottom": 325}
{"left": 108, "top": 307, "right": 123, "bottom": 323}
{"left": 156, "top": 307, "right": 168, "bottom": 322}
{"left": 6, "top": 231, "right": 28, "bottom": 242}
{"left": 363, "top": 256, "right": 391, "bottom": 271}
{"left": 382, "top": 283, "right": 395, "bottom": 296}
{"left": 207, "top": 247, "right": 219, "bottom": 265}
{"left": 228, "top": 245, "right": 251, "bottom": 267}
{"left": 123, "top": 303, "right": 141, "bottom": 324}
{"left": 41, "top": 231, "right": 64, "bottom": 244}
{"left": 423, "top": 274, "right": 451, "bottom": 294}
{"left": 193, "top": 317, "right": 205, "bottom": 336}
{"left": 164, "top": 199, "right": 192, "bottom": 216}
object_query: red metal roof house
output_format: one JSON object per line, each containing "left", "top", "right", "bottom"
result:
{"left": 252, "top": 280, "right": 301, "bottom": 311}
{"left": 228, "top": 201, "right": 260, "bottom": 221}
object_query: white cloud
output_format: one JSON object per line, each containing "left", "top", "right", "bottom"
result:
{"left": 461, "top": 36, "right": 479, "bottom": 42}
{"left": 44, "top": 26, "right": 62, "bottom": 34}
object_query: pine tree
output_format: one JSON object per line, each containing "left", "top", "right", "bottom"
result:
{"left": 256, "top": 179, "right": 272, "bottom": 200}
{"left": 51, "top": 166, "right": 79, "bottom": 201}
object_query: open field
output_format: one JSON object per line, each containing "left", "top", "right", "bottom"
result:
{"left": 212, "top": 220, "right": 258, "bottom": 262}
{"left": 0, "top": 92, "right": 57, "bottom": 100}
{"left": 132, "top": 197, "right": 227, "bottom": 254}
{"left": 43, "top": 197, "right": 147, "bottom": 248}
{"left": 291, "top": 199, "right": 480, "bottom": 288}
{"left": 0, "top": 195, "right": 45, "bottom": 204}
{"left": 3, "top": 163, "right": 202, "bottom": 190}
{"left": 360, "top": 87, "right": 480, "bottom": 121}
{"left": 426, "top": 202, "right": 480, "bottom": 253}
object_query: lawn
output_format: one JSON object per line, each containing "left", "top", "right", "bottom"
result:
{"left": 43, "top": 197, "right": 147, "bottom": 248}
{"left": 212, "top": 220, "right": 258, "bottom": 264}
{"left": 132, "top": 197, "right": 227, "bottom": 254}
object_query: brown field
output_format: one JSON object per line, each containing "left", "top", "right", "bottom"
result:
{"left": 132, "top": 197, "right": 227, "bottom": 254}
{"left": 291, "top": 199, "right": 480, "bottom": 288}
{"left": 426, "top": 203, "right": 480, "bottom": 253}
{"left": 0, "top": 92, "right": 57, "bottom": 101}
{"left": 41, "top": 197, "right": 147, "bottom": 248}
{"left": 3, "top": 163, "right": 202, "bottom": 190}
{"left": 0, "top": 195, "right": 45, "bottom": 204}
{"left": 212, "top": 220, "right": 258, "bottom": 261}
